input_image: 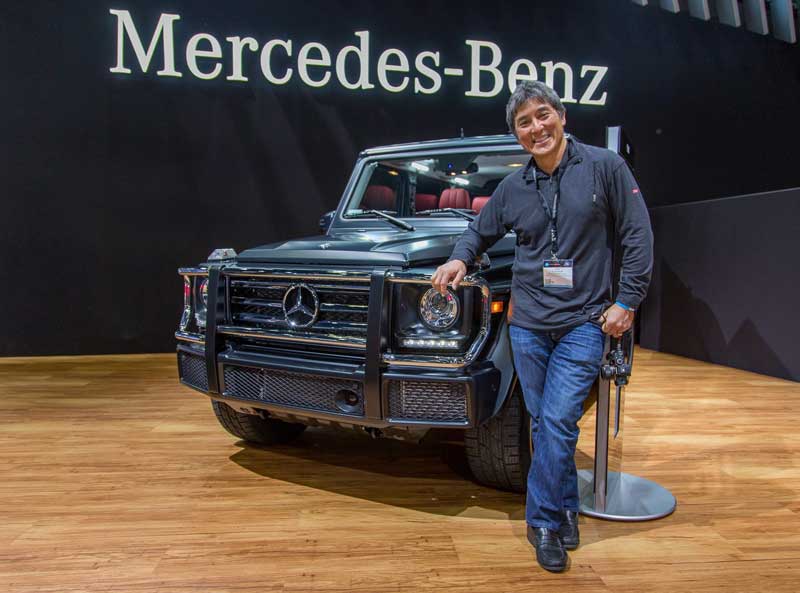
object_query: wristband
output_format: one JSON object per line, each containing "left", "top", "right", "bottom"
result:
{"left": 615, "top": 301, "right": 634, "bottom": 312}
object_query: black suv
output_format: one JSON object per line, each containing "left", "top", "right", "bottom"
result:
{"left": 177, "top": 134, "right": 562, "bottom": 492}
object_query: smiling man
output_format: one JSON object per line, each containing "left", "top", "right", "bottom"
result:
{"left": 431, "top": 81, "right": 653, "bottom": 572}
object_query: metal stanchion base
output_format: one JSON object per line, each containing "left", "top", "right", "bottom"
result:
{"left": 578, "top": 469, "right": 677, "bottom": 521}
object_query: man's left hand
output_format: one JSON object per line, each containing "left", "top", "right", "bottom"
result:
{"left": 600, "top": 304, "right": 634, "bottom": 338}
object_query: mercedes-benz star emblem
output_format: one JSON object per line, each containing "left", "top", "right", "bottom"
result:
{"left": 282, "top": 284, "right": 320, "bottom": 328}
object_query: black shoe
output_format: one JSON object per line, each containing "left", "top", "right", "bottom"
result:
{"left": 558, "top": 510, "right": 580, "bottom": 550}
{"left": 527, "top": 526, "right": 568, "bottom": 572}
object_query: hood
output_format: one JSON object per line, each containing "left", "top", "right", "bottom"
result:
{"left": 236, "top": 229, "right": 514, "bottom": 267}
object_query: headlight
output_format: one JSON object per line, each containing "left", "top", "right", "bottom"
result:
{"left": 179, "top": 276, "right": 192, "bottom": 331}
{"left": 392, "top": 282, "right": 482, "bottom": 354}
{"left": 419, "top": 288, "right": 459, "bottom": 330}
{"left": 194, "top": 278, "right": 209, "bottom": 329}
{"left": 178, "top": 271, "right": 209, "bottom": 334}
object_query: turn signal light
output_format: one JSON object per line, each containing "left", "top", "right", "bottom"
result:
{"left": 491, "top": 301, "right": 504, "bottom": 314}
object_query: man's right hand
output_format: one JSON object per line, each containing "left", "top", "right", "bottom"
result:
{"left": 431, "top": 260, "right": 467, "bottom": 295}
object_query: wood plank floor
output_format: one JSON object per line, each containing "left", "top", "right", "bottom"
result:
{"left": 0, "top": 349, "right": 799, "bottom": 592}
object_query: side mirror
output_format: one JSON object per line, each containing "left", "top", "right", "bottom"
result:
{"left": 319, "top": 210, "right": 335, "bottom": 233}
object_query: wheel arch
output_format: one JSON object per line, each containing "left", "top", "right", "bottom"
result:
{"left": 476, "top": 312, "right": 519, "bottom": 424}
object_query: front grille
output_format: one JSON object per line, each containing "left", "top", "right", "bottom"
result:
{"left": 178, "top": 351, "right": 208, "bottom": 391}
{"left": 387, "top": 380, "right": 469, "bottom": 423}
{"left": 225, "top": 274, "right": 370, "bottom": 349}
{"left": 222, "top": 365, "right": 365, "bottom": 416}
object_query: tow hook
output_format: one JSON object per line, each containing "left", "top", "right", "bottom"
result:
{"left": 363, "top": 427, "right": 383, "bottom": 439}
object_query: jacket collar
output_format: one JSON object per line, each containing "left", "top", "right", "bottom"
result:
{"left": 521, "top": 135, "right": 583, "bottom": 183}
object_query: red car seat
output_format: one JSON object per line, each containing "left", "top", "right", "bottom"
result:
{"left": 415, "top": 193, "right": 439, "bottom": 211}
{"left": 439, "top": 188, "right": 470, "bottom": 210}
{"left": 361, "top": 185, "right": 396, "bottom": 210}
{"left": 471, "top": 196, "right": 490, "bottom": 213}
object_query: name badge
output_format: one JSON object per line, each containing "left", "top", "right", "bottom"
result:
{"left": 543, "top": 259, "right": 574, "bottom": 288}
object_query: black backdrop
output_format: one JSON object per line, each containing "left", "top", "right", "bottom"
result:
{"left": 2, "top": 1, "right": 799, "bottom": 356}
{"left": 640, "top": 188, "right": 800, "bottom": 382}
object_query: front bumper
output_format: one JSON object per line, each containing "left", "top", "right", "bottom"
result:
{"left": 177, "top": 342, "right": 500, "bottom": 429}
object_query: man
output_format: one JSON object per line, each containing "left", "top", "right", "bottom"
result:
{"left": 431, "top": 81, "right": 653, "bottom": 572}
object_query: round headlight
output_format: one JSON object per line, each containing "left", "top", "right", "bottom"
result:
{"left": 199, "top": 279, "right": 208, "bottom": 307}
{"left": 195, "top": 279, "right": 209, "bottom": 328}
{"left": 419, "top": 288, "right": 459, "bottom": 330}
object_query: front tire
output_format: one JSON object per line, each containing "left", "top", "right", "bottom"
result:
{"left": 211, "top": 400, "right": 306, "bottom": 445}
{"left": 465, "top": 383, "right": 531, "bottom": 493}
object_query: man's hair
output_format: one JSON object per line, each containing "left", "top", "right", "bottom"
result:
{"left": 505, "top": 81, "right": 565, "bottom": 133}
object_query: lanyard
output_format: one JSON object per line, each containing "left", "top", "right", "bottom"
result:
{"left": 534, "top": 167, "right": 562, "bottom": 258}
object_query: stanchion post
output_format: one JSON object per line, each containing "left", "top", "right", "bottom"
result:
{"left": 579, "top": 329, "right": 677, "bottom": 521}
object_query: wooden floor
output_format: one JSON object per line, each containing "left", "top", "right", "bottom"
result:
{"left": 1, "top": 350, "right": 799, "bottom": 592}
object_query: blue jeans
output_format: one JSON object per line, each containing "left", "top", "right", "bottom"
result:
{"left": 509, "top": 322, "right": 605, "bottom": 531}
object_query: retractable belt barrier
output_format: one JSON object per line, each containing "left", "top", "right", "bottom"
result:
{"left": 577, "top": 327, "right": 677, "bottom": 521}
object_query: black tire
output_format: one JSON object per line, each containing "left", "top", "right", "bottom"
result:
{"left": 211, "top": 400, "right": 306, "bottom": 445}
{"left": 465, "top": 382, "right": 531, "bottom": 493}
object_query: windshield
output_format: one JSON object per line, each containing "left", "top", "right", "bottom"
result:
{"left": 344, "top": 149, "right": 529, "bottom": 219}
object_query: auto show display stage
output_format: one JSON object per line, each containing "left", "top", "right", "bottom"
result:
{"left": 1, "top": 349, "right": 798, "bottom": 593}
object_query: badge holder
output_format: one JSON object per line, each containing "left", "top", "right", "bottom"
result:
{"left": 578, "top": 328, "right": 676, "bottom": 521}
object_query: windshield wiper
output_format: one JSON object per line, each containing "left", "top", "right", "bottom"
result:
{"left": 345, "top": 209, "right": 416, "bottom": 231}
{"left": 415, "top": 208, "right": 475, "bottom": 221}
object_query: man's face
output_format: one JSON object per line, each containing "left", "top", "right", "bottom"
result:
{"left": 513, "top": 99, "right": 566, "bottom": 160}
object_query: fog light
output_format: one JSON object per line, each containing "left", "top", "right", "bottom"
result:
{"left": 334, "top": 388, "right": 361, "bottom": 414}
